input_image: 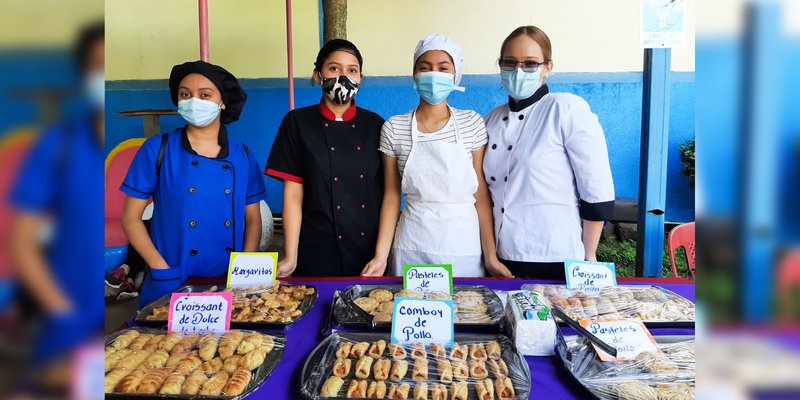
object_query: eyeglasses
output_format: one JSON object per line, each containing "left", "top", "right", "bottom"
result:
{"left": 498, "top": 59, "right": 547, "bottom": 72}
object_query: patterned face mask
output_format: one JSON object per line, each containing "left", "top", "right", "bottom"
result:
{"left": 321, "top": 75, "right": 360, "bottom": 105}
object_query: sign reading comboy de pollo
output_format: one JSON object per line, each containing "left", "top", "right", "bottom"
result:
{"left": 403, "top": 264, "right": 453, "bottom": 294}
{"left": 564, "top": 260, "right": 617, "bottom": 296}
{"left": 391, "top": 298, "right": 454, "bottom": 345}
{"left": 168, "top": 292, "right": 233, "bottom": 335}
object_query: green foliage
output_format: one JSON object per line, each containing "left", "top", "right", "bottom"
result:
{"left": 597, "top": 234, "right": 689, "bottom": 278}
{"left": 678, "top": 139, "right": 695, "bottom": 189}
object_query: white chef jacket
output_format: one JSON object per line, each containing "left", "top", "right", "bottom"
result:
{"left": 483, "top": 85, "right": 615, "bottom": 263}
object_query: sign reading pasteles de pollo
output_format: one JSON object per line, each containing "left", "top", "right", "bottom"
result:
{"left": 168, "top": 292, "right": 233, "bottom": 335}
{"left": 391, "top": 298, "right": 454, "bottom": 345}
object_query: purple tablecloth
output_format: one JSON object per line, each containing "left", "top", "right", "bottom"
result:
{"left": 228, "top": 277, "right": 695, "bottom": 399}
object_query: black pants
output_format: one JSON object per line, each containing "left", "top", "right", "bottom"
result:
{"left": 499, "top": 259, "right": 566, "bottom": 281}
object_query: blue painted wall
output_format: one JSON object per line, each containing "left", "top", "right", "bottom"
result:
{"left": 105, "top": 72, "right": 695, "bottom": 222}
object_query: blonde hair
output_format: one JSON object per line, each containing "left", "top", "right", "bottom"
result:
{"left": 500, "top": 26, "right": 552, "bottom": 62}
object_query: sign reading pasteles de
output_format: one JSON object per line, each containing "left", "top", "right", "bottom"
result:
{"left": 403, "top": 264, "right": 453, "bottom": 295}
{"left": 391, "top": 298, "right": 454, "bottom": 345}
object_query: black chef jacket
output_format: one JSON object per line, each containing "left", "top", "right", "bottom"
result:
{"left": 265, "top": 99, "right": 385, "bottom": 276}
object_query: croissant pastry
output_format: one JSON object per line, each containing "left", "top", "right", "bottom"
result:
{"left": 429, "top": 343, "right": 447, "bottom": 360}
{"left": 238, "top": 348, "right": 267, "bottom": 371}
{"left": 140, "top": 349, "right": 169, "bottom": 369}
{"left": 373, "top": 358, "right": 391, "bottom": 380}
{"left": 176, "top": 352, "right": 203, "bottom": 375}
{"left": 451, "top": 381, "right": 468, "bottom": 400}
{"left": 347, "top": 379, "right": 367, "bottom": 398}
{"left": 486, "top": 341, "right": 502, "bottom": 360}
{"left": 388, "top": 383, "right": 410, "bottom": 399}
{"left": 450, "top": 343, "right": 468, "bottom": 361}
{"left": 223, "top": 354, "right": 243, "bottom": 374}
{"left": 488, "top": 359, "right": 509, "bottom": 378}
{"left": 437, "top": 359, "right": 453, "bottom": 383}
{"left": 114, "top": 368, "right": 147, "bottom": 393}
{"left": 470, "top": 343, "right": 488, "bottom": 360}
{"left": 412, "top": 358, "right": 428, "bottom": 381}
{"left": 172, "top": 333, "right": 199, "bottom": 354}
{"left": 470, "top": 359, "right": 489, "bottom": 379}
{"left": 165, "top": 350, "right": 192, "bottom": 368}
{"left": 136, "top": 367, "right": 173, "bottom": 394}
{"left": 199, "top": 370, "right": 230, "bottom": 395}
{"left": 409, "top": 343, "right": 426, "bottom": 360}
{"left": 496, "top": 377, "right": 515, "bottom": 400}
{"left": 320, "top": 376, "right": 344, "bottom": 397}
{"left": 452, "top": 360, "right": 469, "bottom": 381}
{"left": 115, "top": 349, "right": 153, "bottom": 370}
{"left": 158, "top": 371, "right": 186, "bottom": 395}
{"left": 355, "top": 356, "right": 373, "bottom": 379}
{"left": 261, "top": 335, "right": 275, "bottom": 354}
{"left": 128, "top": 333, "right": 154, "bottom": 350}
{"left": 332, "top": 358, "right": 351, "bottom": 378}
{"left": 336, "top": 342, "right": 353, "bottom": 359}
{"left": 105, "top": 349, "right": 132, "bottom": 372}
{"left": 390, "top": 360, "right": 408, "bottom": 381}
{"left": 202, "top": 357, "right": 224, "bottom": 375}
{"left": 198, "top": 333, "right": 219, "bottom": 361}
{"left": 368, "top": 340, "right": 387, "bottom": 358}
{"left": 413, "top": 382, "right": 428, "bottom": 400}
{"left": 142, "top": 334, "right": 164, "bottom": 350}
{"left": 350, "top": 342, "right": 370, "bottom": 359}
{"left": 388, "top": 343, "right": 407, "bottom": 360}
{"left": 111, "top": 330, "right": 140, "bottom": 350}
{"left": 159, "top": 332, "right": 183, "bottom": 352}
{"left": 367, "top": 380, "right": 387, "bottom": 398}
{"left": 218, "top": 330, "right": 245, "bottom": 359}
{"left": 180, "top": 369, "right": 208, "bottom": 395}
{"left": 236, "top": 333, "right": 264, "bottom": 355}
{"left": 430, "top": 383, "right": 448, "bottom": 400}
{"left": 222, "top": 367, "right": 252, "bottom": 396}
{"left": 476, "top": 378, "right": 495, "bottom": 400}
{"left": 104, "top": 368, "right": 130, "bottom": 393}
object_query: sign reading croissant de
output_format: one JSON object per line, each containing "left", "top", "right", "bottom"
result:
{"left": 168, "top": 292, "right": 233, "bottom": 335}
{"left": 564, "top": 260, "right": 617, "bottom": 296}
{"left": 227, "top": 252, "right": 278, "bottom": 287}
{"left": 580, "top": 318, "right": 658, "bottom": 362}
{"left": 403, "top": 264, "right": 453, "bottom": 295}
{"left": 391, "top": 298, "right": 454, "bottom": 345}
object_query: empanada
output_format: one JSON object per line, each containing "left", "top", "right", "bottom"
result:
{"left": 470, "top": 343, "right": 488, "bottom": 360}
{"left": 390, "top": 360, "right": 408, "bottom": 381}
{"left": 437, "top": 359, "right": 453, "bottom": 383}
{"left": 429, "top": 343, "right": 447, "bottom": 360}
{"left": 412, "top": 358, "right": 428, "bottom": 381}
{"left": 223, "top": 368, "right": 252, "bottom": 396}
{"left": 202, "top": 357, "right": 224, "bottom": 375}
{"left": 450, "top": 343, "right": 468, "bottom": 361}
{"left": 333, "top": 358, "right": 352, "bottom": 378}
{"left": 496, "top": 377, "right": 515, "bottom": 400}
{"left": 488, "top": 359, "right": 509, "bottom": 378}
{"left": 199, "top": 370, "right": 229, "bottom": 395}
{"left": 368, "top": 340, "right": 387, "bottom": 358}
{"left": 350, "top": 342, "right": 370, "bottom": 359}
{"left": 355, "top": 356, "right": 373, "bottom": 379}
{"left": 198, "top": 333, "right": 219, "bottom": 361}
{"left": 451, "top": 381, "right": 468, "bottom": 400}
{"left": 409, "top": 343, "right": 426, "bottom": 359}
{"left": 368, "top": 380, "right": 387, "bottom": 398}
{"left": 373, "top": 358, "right": 391, "bottom": 380}
{"left": 218, "top": 330, "right": 244, "bottom": 359}
{"left": 236, "top": 333, "right": 264, "bottom": 355}
{"left": 388, "top": 383, "right": 411, "bottom": 399}
{"left": 347, "top": 379, "right": 367, "bottom": 398}
{"left": 136, "top": 367, "right": 172, "bottom": 394}
{"left": 336, "top": 342, "right": 352, "bottom": 359}
{"left": 389, "top": 343, "right": 407, "bottom": 360}
{"left": 158, "top": 371, "right": 186, "bottom": 395}
{"left": 452, "top": 360, "right": 469, "bottom": 381}
{"left": 180, "top": 369, "right": 208, "bottom": 395}
{"left": 413, "top": 382, "right": 428, "bottom": 400}
{"left": 487, "top": 341, "right": 502, "bottom": 360}
{"left": 476, "top": 378, "right": 495, "bottom": 400}
{"left": 320, "top": 376, "right": 344, "bottom": 397}
{"left": 104, "top": 368, "right": 130, "bottom": 393}
{"left": 114, "top": 368, "right": 147, "bottom": 393}
{"left": 111, "top": 330, "right": 140, "bottom": 349}
{"left": 430, "top": 383, "right": 448, "bottom": 400}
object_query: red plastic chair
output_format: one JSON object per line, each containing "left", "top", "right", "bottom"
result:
{"left": 0, "top": 128, "right": 36, "bottom": 279}
{"left": 105, "top": 138, "right": 146, "bottom": 248}
{"left": 668, "top": 222, "right": 696, "bottom": 279}
{"left": 778, "top": 250, "right": 800, "bottom": 322}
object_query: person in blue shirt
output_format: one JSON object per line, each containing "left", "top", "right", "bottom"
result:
{"left": 121, "top": 61, "right": 266, "bottom": 306}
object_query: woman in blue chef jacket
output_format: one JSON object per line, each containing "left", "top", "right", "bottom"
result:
{"left": 121, "top": 61, "right": 267, "bottom": 306}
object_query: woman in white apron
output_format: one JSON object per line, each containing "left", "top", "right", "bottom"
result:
{"left": 361, "top": 34, "right": 512, "bottom": 278}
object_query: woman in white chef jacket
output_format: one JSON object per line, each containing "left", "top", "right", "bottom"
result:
{"left": 361, "top": 34, "right": 513, "bottom": 278}
{"left": 483, "top": 26, "right": 615, "bottom": 280}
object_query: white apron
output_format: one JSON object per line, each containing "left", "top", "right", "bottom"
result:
{"left": 390, "top": 108, "right": 484, "bottom": 277}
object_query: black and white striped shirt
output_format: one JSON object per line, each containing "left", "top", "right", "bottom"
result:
{"left": 378, "top": 108, "right": 488, "bottom": 176}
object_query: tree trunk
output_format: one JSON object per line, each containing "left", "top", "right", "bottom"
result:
{"left": 322, "top": 0, "right": 347, "bottom": 42}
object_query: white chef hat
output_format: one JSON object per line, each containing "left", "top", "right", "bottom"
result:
{"left": 413, "top": 33, "right": 465, "bottom": 90}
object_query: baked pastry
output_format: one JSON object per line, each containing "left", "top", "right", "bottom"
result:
{"left": 320, "top": 376, "right": 344, "bottom": 397}
{"left": 142, "top": 334, "right": 164, "bottom": 350}
{"left": 425, "top": 292, "right": 451, "bottom": 300}
{"left": 655, "top": 383, "right": 694, "bottom": 400}
{"left": 373, "top": 358, "right": 391, "bottom": 380}
{"left": 236, "top": 332, "right": 264, "bottom": 355}
{"left": 238, "top": 347, "right": 268, "bottom": 370}
{"left": 454, "top": 290, "right": 483, "bottom": 302}
{"left": 115, "top": 368, "right": 147, "bottom": 393}
{"left": 218, "top": 330, "right": 245, "bottom": 359}
{"left": 368, "top": 340, "right": 387, "bottom": 358}
{"left": 165, "top": 350, "right": 191, "bottom": 368}
{"left": 223, "top": 354, "right": 243, "bottom": 374}
{"left": 450, "top": 343, "right": 468, "bottom": 361}
{"left": 158, "top": 371, "right": 186, "bottom": 395}
{"left": 180, "top": 369, "right": 208, "bottom": 395}
{"left": 496, "top": 377, "right": 515, "bottom": 400}
{"left": 378, "top": 301, "right": 395, "bottom": 313}
{"left": 158, "top": 332, "right": 183, "bottom": 352}
{"left": 452, "top": 360, "right": 469, "bottom": 381}
{"left": 128, "top": 333, "right": 154, "bottom": 350}
{"left": 202, "top": 357, "right": 224, "bottom": 375}
{"left": 413, "top": 381, "right": 428, "bottom": 400}
{"left": 136, "top": 367, "right": 172, "bottom": 394}
{"left": 430, "top": 383, "right": 448, "bottom": 400}
{"left": 199, "top": 370, "right": 230, "bottom": 395}
{"left": 355, "top": 297, "right": 379, "bottom": 313}
{"left": 409, "top": 343, "right": 427, "bottom": 359}
{"left": 412, "top": 358, "right": 428, "bottom": 381}
{"left": 616, "top": 381, "right": 657, "bottom": 400}
{"left": 388, "top": 343, "right": 407, "bottom": 360}
{"left": 336, "top": 342, "right": 353, "bottom": 359}
{"left": 351, "top": 342, "right": 370, "bottom": 359}
{"left": 476, "top": 378, "right": 495, "bottom": 400}
{"left": 222, "top": 368, "right": 252, "bottom": 396}
{"left": 104, "top": 368, "right": 130, "bottom": 393}
{"left": 115, "top": 349, "right": 153, "bottom": 370}
{"left": 105, "top": 349, "right": 132, "bottom": 372}
{"left": 355, "top": 356, "right": 373, "bottom": 379}
{"left": 347, "top": 379, "right": 367, "bottom": 398}
{"left": 369, "top": 288, "right": 394, "bottom": 302}
{"left": 198, "top": 333, "right": 219, "bottom": 361}
{"left": 172, "top": 333, "right": 199, "bottom": 354}
{"left": 470, "top": 359, "right": 489, "bottom": 379}
{"left": 470, "top": 343, "right": 488, "bottom": 360}
{"left": 140, "top": 349, "right": 169, "bottom": 369}
{"left": 388, "top": 383, "right": 411, "bottom": 399}
{"left": 429, "top": 343, "right": 447, "bottom": 360}
{"left": 332, "top": 358, "right": 352, "bottom": 378}
{"left": 175, "top": 352, "right": 203, "bottom": 375}
{"left": 372, "top": 311, "right": 393, "bottom": 322}
{"left": 261, "top": 336, "right": 275, "bottom": 354}
{"left": 437, "top": 359, "right": 453, "bottom": 383}
{"left": 111, "top": 330, "right": 140, "bottom": 349}
{"left": 396, "top": 289, "right": 423, "bottom": 299}
{"left": 486, "top": 341, "right": 502, "bottom": 360}
{"left": 451, "top": 381, "right": 468, "bottom": 400}
{"left": 367, "top": 380, "right": 387, "bottom": 398}
{"left": 390, "top": 360, "right": 408, "bottom": 381}
{"left": 488, "top": 359, "right": 509, "bottom": 378}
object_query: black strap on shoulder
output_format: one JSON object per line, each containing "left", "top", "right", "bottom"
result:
{"left": 242, "top": 143, "right": 250, "bottom": 157}
{"left": 156, "top": 133, "right": 168, "bottom": 176}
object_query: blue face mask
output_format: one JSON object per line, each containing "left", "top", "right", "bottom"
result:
{"left": 178, "top": 97, "right": 222, "bottom": 127}
{"left": 85, "top": 71, "right": 105, "bottom": 110}
{"left": 500, "top": 68, "right": 542, "bottom": 100}
{"left": 413, "top": 71, "right": 456, "bottom": 105}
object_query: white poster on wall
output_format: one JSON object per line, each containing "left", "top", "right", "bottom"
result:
{"left": 641, "top": 0, "right": 687, "bottom": 48}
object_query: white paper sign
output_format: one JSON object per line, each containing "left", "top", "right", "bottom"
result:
{"left": 168, "top": 292, "right": 232, "bottom": 335}
{"left": 641, "top": 0, "right": 687, "bottom": 48}
{"left": 391, "top": 298, "right": 454, "bottom": 345}
{"left": 580, "top": 319, "right": 658, "bottom": 361}
{"left": 565, "top": 260, "right": 617, "bottom": 296}
{"left": 403, "top": 264, "right": 453, "bottom": 294}
{"left": 227, "top": 252, "right": 277, "bottom": 287}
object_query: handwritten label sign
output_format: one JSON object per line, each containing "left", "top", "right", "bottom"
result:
{"left": 168, "top": 292, "right": 233, "bottom": 335}
{"left": 391, "top": 298, "right": 454, "bottom": 345}
{"left": 227, "top": 252, "right": 278, "bottom": 287}
{"left": 403, "top": 264, "right": 453, "bottom": 295}
{"left": 564, "top": 260, "right": 617, "bottom": 296}
{"left": 579, "top": 318, "right": 658, "bottom": 361}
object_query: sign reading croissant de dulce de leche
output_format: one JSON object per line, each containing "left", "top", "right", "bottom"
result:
{"left": 403, "top": 264, "right": 453, "bottom": 295}
{"left": 227, "top": 252, "right": 278, "bottom": 287}
{"left": 564, "top": 260, "right": 617, "bottom": 296}
{"left": 391, "top": 298, "right": 454, "bottom": 345}
{"left": 168, "top": 292, "right": 233, "bottom": 335}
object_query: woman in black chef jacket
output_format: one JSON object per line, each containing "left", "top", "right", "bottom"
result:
{"left": 265, "top": 39, "right": 385, "bottom": 277}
